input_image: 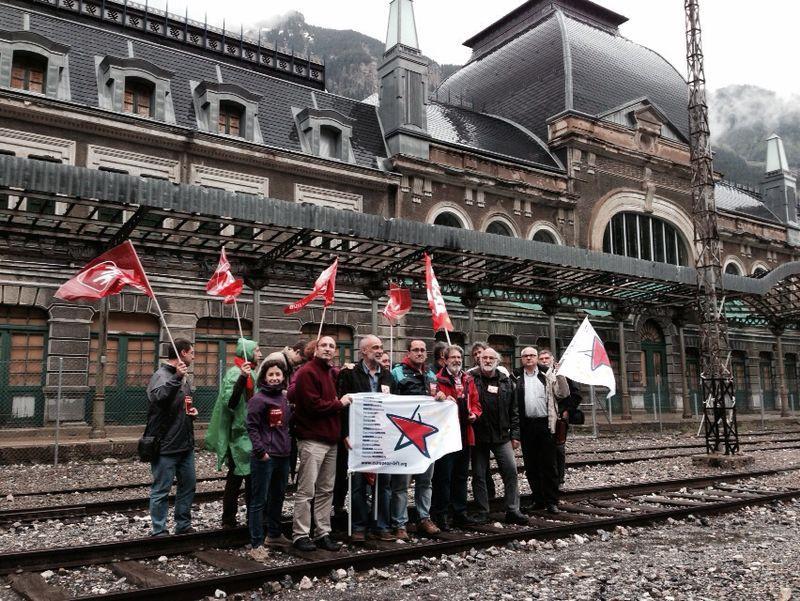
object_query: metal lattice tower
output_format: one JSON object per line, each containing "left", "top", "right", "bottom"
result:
{"left": 685, "top": 0, "right": 739, "bottom": 454}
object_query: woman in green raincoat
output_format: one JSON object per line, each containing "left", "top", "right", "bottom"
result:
{"left": 205, "top": 338, "right": 262, "bottom": 527}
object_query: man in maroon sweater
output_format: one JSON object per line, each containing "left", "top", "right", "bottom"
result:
{"left": 288, "top": 336, "right": 352, "bottom": 552}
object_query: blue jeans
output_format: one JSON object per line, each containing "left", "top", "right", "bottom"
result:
{"left": 431, "top": 447, "right": 470, "bottom": 520}
{"left": 150, "top": 450, "right": 196, "bottom": 535}
{"left": 390, "top": 462, "right": 435, "bottom": 527}
{"left": 353, "top": 473, "right": 391, "bottom": 533}
{"left": 249, "top": 455, "right": 290, "bottom": 548}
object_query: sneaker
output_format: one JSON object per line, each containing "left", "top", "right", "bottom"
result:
{"left": 367, "top": 530, "right": 396, "bottom": 542}
{"left": 249, "top": 546, "right": 270, "bottom": 562}
{"left": 292, "top": 536, "right": 317, "bottom": 552}
{"left": 417, "top": 518, "right": 441, "bottom": 536}
{"left": 452, "top": 513, "right": 478, "bottom": 527}
{"left": 545, "top": 504, "right": 560, "bottom": 515}
{"left": 315, "top": 534, "right": 342, "bottom": 552}
{"left": 394, "top": 527, "right": 409, "bottom": 541}
{"left": 350, "top": 530, "right": 366, "bottom": 542}
{"left": 505, "top": 511, "right": 530, "bottom": 526}
{"left": 266, "top": 534, "right": 291, "bottom": 546}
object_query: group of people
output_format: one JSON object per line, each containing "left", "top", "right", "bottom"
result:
{"left": 142, "top": 333, "right": 581, "bottom": 561}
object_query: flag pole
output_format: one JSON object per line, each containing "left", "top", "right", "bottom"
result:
{"left": 389, "top": 322, "right": 394, "bottom": 367}
{"left": 317, "top": 305, "right": 327, "bottom": 341}
{"left": 129, "top": 242, "right": 179, "bottom": 359}
{"left": 233, "top": 299, "right": 248, "bottom": 362}
{"left": 443, "top": 329, "right": 451, "bottom": 346}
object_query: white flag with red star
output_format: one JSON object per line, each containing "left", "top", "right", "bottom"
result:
{"left": 557, "top": 317, "right": 617, "bottom": 399}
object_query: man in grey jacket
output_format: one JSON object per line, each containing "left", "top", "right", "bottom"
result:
{"left": 145, "top": 338, "right": 197, "bottom": 536}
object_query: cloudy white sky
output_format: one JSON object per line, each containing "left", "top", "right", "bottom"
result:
{"left": 148, "top": 0, "right": 799, "bottom": 97}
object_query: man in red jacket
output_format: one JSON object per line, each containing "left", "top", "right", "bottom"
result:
{"left": 288, "top": 336, "right": 352, "bottom": 552}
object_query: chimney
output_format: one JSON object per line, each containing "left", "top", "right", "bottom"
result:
{"left": 761, "top": 134, "right": 797, "bottom": 225}
{"left": 378, "top": 0, "right": 429, "bottom": 159}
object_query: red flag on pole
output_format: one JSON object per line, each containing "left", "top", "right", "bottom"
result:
{"left": 55, "top": 240, "right": 155, "bottom": 301}
{"left": 424, "top": 253, "right": 453, "bottom": 332}
{"left": 284, "top": 258, "right": 338, "bottom": 315}
{"left": 383, "top": 283, "right": 412, "bottom": 324}
{"left": 206, "top": 247, "right": 243, "bottom": 305}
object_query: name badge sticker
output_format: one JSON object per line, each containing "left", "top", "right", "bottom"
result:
{"left": 381, "top": 385, "right": 391, "bottom": 394}
{"left": 487, "top": 385, "right": 499, "bottom": 394}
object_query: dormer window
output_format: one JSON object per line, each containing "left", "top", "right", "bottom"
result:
{"left": 11, "top": 51, "right": 47, "bottom": 93}
{"left": 218, "top": 100, "right": 244, "bottom": 136}
{"left": 295, "top": 107, "right": 355, "bottom": 163}
{"left": 191, "top": 81, "right": 262, "bottom": 142}
{"left": 123, "top": 77, "right": 155, "bottom": 117}
{"left": 97, "top": 56, "right": 175, "bottom": 123}
{"left": 0, "top": 30, "right": 70, "bottom": 99}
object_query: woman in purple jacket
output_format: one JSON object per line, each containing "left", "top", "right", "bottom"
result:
{"left": 246, "top": 359, "right": 292, "bottom": 561}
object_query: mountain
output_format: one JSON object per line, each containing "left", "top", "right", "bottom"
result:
{"left": 248, "top": 11, "right": 460, "bottom": 102}
{"left": 709, "top": 85, "right": 800, "bottom": 187}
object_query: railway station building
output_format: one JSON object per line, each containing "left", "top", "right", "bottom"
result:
{"left": 0, "top": 0, "right": 799, "bottom": 433}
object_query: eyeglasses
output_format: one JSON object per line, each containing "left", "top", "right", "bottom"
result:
{"left": 521, "top": 354, "right": 536, "bottom": 358}
{"left": 410, "top": 348, "right": 427, "bottom": 353}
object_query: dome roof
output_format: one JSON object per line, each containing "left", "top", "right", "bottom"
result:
{"left": 435, "top": 1, "right": 688, "bottom": 142}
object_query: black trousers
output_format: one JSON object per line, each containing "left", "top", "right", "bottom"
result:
{"left": 222, "top": 455, "right": 251, "bottom": 526}
{"left": 520, "top": 417, "right": 559, "bottom": 507}
{"left": 332, "top": 440, "right": 349, "bottom": 513}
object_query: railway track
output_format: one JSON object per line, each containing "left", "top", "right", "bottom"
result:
{"left": 2, "top": 467, "right": 798, "bottom": 600}
{"left": 3, "top": 439, "right": 800, "bottom": 525}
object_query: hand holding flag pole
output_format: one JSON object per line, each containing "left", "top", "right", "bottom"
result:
{"left": 284, "top": 258, "right": 339, "bottom": 340}
{"left": 55, "top": 240, "right": 180, "bottom": 359}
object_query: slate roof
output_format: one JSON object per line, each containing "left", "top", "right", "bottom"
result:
{"left": 435, "top": 7, "right": 689, "bottom": 141}
{"left": 426, "top": 101, "right": 561, "bottom": 170}
{"left": 0, "top": 2, "right": 387, "bottom": 170}
{"left": 715, "top": 181, "right": 780, "bottom": 224}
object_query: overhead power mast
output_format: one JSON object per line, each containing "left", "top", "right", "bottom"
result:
{"left": 684, "top": 0, "right": 739, "bottom": 454}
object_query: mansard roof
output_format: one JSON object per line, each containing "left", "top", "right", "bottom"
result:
{"left": 715, "top": 181, "right": 781, "bottom": 224}
{"left": 436, "top": 2, "right": 688, "bottom": 142}
{"left": 0, "top": 1, "right": 388, "bottom": 170}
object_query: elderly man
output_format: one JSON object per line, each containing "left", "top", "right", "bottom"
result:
{"left": 337, "top": 335, "right": 394, "bottom": 541}
{"left": 516, "top": 346, "right": 570, "bottom": 513}
{"left": 390, "top": 339, "right": 443, "bottom": 538}
{"left": 289, "top": 335, "right": 352, "bottom": 552}
{"left": 538, "top": 348, "right": 581, "bottom": 488}
{"left": 469, "top": 347, "right": 527, "bottom": 525}
{"left": 431, "top": 345, "right": 481, "bottom": 530}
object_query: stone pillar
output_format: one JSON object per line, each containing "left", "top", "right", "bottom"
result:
{"left": 541, "top": 296, "right": 558, "bottom": 353}
{"left": 772, "top": 324, "right": 789, "bottom": 417}
{"left": 362, "top": 285, "right": 383, "bottom": 336}
{"left": 460, "top": 293, "right": 480, "bottom": 347}
{"left": 674, "top": 316, "right": 692, "bottom": 418}
{"left": 371, "top": 299, "right": 379, "bottom": 334}
{"left": 91, "top": 298, "right": 109, "bottom": 438}
{"left": 612, "top": 305, "right": 632, "bottom": 420}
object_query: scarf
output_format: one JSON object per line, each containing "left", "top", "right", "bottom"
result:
{"left": 235, "top": 356, "right": 255, "bottom": 392}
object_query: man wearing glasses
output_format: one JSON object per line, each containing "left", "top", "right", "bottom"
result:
{"left": 390, "top": 340, "right": 444, "bottom": 538}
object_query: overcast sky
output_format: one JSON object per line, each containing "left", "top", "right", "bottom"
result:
{"left": 149, "top": 0, "right": 800, "bottom": 98}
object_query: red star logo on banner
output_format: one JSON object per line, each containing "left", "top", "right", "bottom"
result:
{"left": 591, "top": 336, "right": 611, "bottom": 371}
{"left": 387, "top": 406, "right": 439, "bottom": 458}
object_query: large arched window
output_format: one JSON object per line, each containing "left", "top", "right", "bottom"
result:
{"left": 602, "top": 212, "right": 688, "bottom": 266}
{"left": 486, "top": 220, "right": 513, "bottom": 236}
{"left": 532, "top": 229, "right": 557, "bottom": 244}
{"left": 0, "top": 305, "right": 47, "bottom": 426}
{"left": 724, "top": 262, "right": 742, "bottom": 276}
{"left": 434, "top": 212, "right": 464, "bottom": 229}
{"left": 194, "top": 317, "right": 252, "bottom": 418}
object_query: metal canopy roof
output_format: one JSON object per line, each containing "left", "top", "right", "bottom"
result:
{"left": 0, "top": 155, "right": 798, "bottom": 328}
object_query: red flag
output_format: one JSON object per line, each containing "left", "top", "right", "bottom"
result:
{"left": 424, "top": 253, "right": 453, "bottom": 332}
{"left": 284, "top": 259, "right": 338, "bottom": 315}
{"left": 383, "top": 283, "right": 412, "bottom": 324}
{"left": 55, "top": 240, "right": 154, "bottom": 301}
{"left": 206, "top": 247, "right": 243, "bottom": 305}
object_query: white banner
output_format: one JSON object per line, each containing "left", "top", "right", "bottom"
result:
{"left": 557, "top": 316, "right": 617, "bottom": 399}
{"left": 347, "top": 393, "right": 462, "bottom": 474}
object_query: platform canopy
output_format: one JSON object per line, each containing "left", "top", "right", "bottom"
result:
{"left": 1, "top": 155, "right": 799, "bottom": 328}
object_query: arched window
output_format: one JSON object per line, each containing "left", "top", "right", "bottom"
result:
{"left": 753, "top": 265, "right": 768, "bottom": 277}
{"left": 301, "top": 324, "right": 354, "bottom": 365}
{"left": 486, "top": 220, "right": 513, "bottom": 236}
{"left": 434, "top": 212, "right": 464, "bottom": 229}
{"left": 11, "top": 51, "right": 47, "bottom": 93}
{"left": 0, "top": 305, "right": 47, "bottom": 426}
{"left": 123, "top": 77, "right": 155, "bottom": 117}
{"left": 195, "top": 317, "right": 252, "bottom": 418}
{"left": 218, "top": 100, "right": 244, "bottom": 136}
{"left": 724, "top": 262, "right": 742, "bottom": 276}
{"left": 602, "top": 212, "right": 688, "bottom": 266}
{"left": 90, "top": 312, "right": 159, "bottom": 424}
{"left": 532, "top": 229, "right": 557, "bottom": 244}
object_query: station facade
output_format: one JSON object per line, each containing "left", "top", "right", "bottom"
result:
{"left": 0, "top": 0, "right": 797, "bottom": 430}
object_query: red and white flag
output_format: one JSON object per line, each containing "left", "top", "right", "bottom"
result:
{"left": 284, "top": 258, "right": 338, "bottom": 315}
{"left": 557, "top": 317, "right": 617, "bottom": 399}
{"left": 424, "top": 253, "right": 453, "bottom": 333}
{"left": 55, "top": 240, "right": 154, "bottom": 301}
{"left": 382, "top": 283, "right": 412, "bottom": 324}
{"left": 206, "top": 247, "right": 243, "bottom": 305}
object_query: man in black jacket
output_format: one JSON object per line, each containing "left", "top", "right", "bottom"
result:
{"left": 145, "top": 338, "right": 197, "bottom": 536}
{"left": 470, "top": 347, "right": 528, "bottom": 525}
{"left": 337, "top": 335, "right": 394, "bottom": 542}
